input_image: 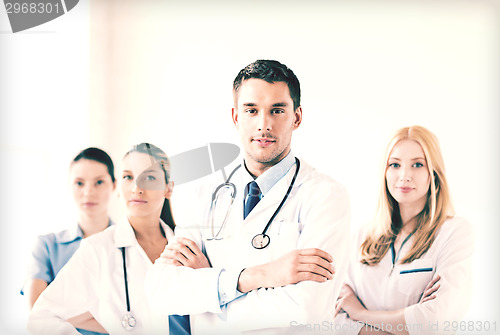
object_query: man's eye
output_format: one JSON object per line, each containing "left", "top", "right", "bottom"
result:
{"left": 271, "top": 109, "right": 284, "bottom": 114}
{"left": 245, "top": 109, "right": 257, "bottom": 114}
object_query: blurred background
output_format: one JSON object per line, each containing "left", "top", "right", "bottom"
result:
{"left": 1, "top": 0, "right": 499, "bottom": 333}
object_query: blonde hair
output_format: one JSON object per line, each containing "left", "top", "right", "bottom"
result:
{"left": 360, "top": 126, "right": 454, "bottom": 265}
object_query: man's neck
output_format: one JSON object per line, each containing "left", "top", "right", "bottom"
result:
{"left": 244, "top": 149, "right": 291, "bottom": 178}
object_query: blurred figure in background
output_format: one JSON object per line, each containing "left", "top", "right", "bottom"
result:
{"left": 22, "top": 147, "right": 116, "bottom": 334}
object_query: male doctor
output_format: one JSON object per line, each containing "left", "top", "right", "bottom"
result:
{"left": 145, "top": 60, "right": 351, "bottom": 334}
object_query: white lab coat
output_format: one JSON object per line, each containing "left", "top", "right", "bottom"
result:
{"left": 334, "top": 216, "right": 474, "bottom": 335}
{"left": 146, "top": 159, "right": 351, "bottom": 334}
{"left": 28, "top": 218, "right": 173, "bottom": 335}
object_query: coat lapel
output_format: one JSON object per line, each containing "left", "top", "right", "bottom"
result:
{"left": 241, "top": 161, "right": 306, "bottom": 232}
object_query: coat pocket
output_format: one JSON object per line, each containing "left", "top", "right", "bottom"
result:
{"left": 396, "top": 259, "right": 435, "bottom": 300}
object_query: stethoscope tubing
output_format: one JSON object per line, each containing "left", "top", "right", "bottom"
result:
{"left": 121, "top": 247, "right": 131, "bottom": 312}
{"left": 209, "top": 158, "right": 300, "bottom": 249}
{"left": 258, "top": 158, "right": 300, "bottom": 238}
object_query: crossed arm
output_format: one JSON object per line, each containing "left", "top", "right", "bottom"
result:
{"left": 334, "top": 277, "right": 441, "bottom": 335}
{"left": 25, "top": 237, "right": 106, "bottom": 334}
{"left": 145, "top": 182, "right": 351, "bottom": 331}
{"left": 333, "top": 219, "right": 474, "bottom": 335}
{"left": 163, "top": 237, "right": 335, "bottom": 292}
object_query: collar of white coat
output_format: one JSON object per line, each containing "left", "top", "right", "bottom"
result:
{"left": 113, "top": 217, "right": 174, "bottom": 248}
{"left": 240, "top": 155, "right": 313, "bottom": 208}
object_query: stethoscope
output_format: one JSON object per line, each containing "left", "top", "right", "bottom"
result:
{"left": 120, "top": 247, "right": 136, "bottom": 331}
{"left": 208, "top": 158, "right": 300, "bottom": 250}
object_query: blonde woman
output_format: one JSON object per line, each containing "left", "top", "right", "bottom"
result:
{"left": 334, "top": 126, "right": 474, "bottom": 335}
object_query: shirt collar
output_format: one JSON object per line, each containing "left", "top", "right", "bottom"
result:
{"left": 114, "top": 217, "right": 174, "bottom": 248}
{"left": 56, "top": 219, "right": 114, "bottom": 244}
{"left": 242, "top": 151, "right": 296, "bottom": 196}
{"left": 55, "top": 225, "right": 84, "bottom": 244}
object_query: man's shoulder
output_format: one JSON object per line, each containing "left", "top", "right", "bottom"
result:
{"left": 297, "top": 159, "right": 347, "bottom": 194}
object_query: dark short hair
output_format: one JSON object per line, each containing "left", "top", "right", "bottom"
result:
{"left": 233, "top": 60, "right": 301, "bottom": 110}
{"left": 72, "top": 147, "right": 115, "bottom": 183}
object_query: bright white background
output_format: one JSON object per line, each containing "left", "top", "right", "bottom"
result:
{"left": 1, "top": 0, "right": 499, "bottom": 334}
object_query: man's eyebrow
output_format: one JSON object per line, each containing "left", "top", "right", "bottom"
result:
{"left": 241, "top": 102, "right": 288, "bottom": 107}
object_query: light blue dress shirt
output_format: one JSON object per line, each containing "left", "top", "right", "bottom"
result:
{"left": 23, "top": 221, "right": 113, "bottom": 335}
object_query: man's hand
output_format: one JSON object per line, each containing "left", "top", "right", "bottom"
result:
{"left": 237, "top": 248, "right": 334, "bottom": 293}
{"left": 160, "top": 237, "right": 211, "bottom": 269}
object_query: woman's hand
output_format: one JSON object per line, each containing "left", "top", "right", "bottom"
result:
{"left": 335, "top": 284, "right": 366, "bottom": 320}
{"left": 419, "top": 275, "right": 441, "bottom": 303}
{"left": 160, "top": 237, "right": 211, "bottom": 269}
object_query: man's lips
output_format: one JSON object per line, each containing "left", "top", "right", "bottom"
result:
{"left": 252, "top": 138, "right": 276, "bottom": 147}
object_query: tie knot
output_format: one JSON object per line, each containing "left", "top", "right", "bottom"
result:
{"left": 247, "top": 181, "right": 261, "bottom": 197}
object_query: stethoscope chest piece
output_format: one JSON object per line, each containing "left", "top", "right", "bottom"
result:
{"left": 122, "top": 312, "right": 136, "bottom": 331}
{"left": 252, "top": 233, "right": 270, "bottom": 249}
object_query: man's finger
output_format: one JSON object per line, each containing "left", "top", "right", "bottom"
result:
{"left": 297, "top": 263, "right": 333, "bottom": 280}
{"left": 297, "top": 271, "right": 329, "bottom": 283}
{"left": 176, "top": 237, "right": 202, "bottom": 255}
{"left": 298, "top": 248, "right": 333, "bottom": 262}
{"left": 299, "top": 255, "right": 335, "bottom": 274}
{"left": 166, "top": 243, "right": 195, "bottom": 260}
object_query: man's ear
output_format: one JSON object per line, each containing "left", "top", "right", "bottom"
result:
{"left": 232, "top": 107, "right": 239, "bottom": 128}
{"left": 293, "top": 106, "right": 303, "bottom": 129}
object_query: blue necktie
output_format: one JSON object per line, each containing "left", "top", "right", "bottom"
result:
{"left": 169, "top": 315, "right": 191, "bottom": 335}
{"left": 244, "top": 181, "right": 261, "bottom": 219}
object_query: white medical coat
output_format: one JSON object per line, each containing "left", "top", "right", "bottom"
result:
{"left": 146, "top": 159, "right": 351, "bottom": 334}
{"left": 28, "top": 218, "right": 173, "bottom": 335}
{"left": 334, "top": 216, "right": 474, "bottom": 335}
